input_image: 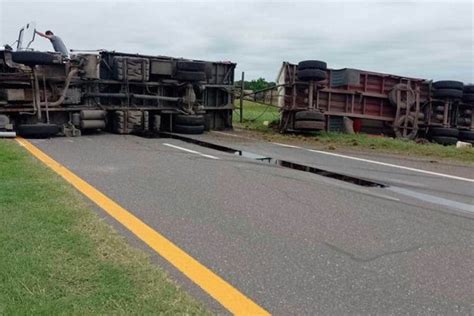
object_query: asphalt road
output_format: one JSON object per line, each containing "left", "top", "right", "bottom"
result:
{"left": 29, "top": 133, "right": 474, "bottom": 315}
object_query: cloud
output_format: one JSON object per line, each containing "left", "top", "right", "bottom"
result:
{"left": 1, "top": 0, "right": 472, "bottom": 82}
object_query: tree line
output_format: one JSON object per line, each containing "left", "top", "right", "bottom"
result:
{"left": 235, "top": 78, "right": 276, "bottom": 92}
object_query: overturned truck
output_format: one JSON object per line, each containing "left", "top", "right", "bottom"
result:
{"left": 0, "top": 28, "right": 235, "bottom": 138}
{"left": 274, "top": 60, "right": 474, "bottom": 145}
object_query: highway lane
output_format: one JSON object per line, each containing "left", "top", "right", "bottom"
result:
{"left": 183, "top": 131, "right": 474, "bottom": 209}
{"left": 29, "top": 133, "right": 474, "bottom": 314}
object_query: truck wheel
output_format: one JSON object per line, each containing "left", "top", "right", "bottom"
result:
{"left": 294, "top": 120, "right": 325, "bottom": 130}
{"left": 175, "top": 71, "right": 207, "bottom": 82}
{"left": 173, "top": 124, "right": 205, "bottom": 134}
{"left": 174, "top": 114, "right": 205, "bottom": 126}
{"left": 431, "top": 136, "right": 458, "bottom": 146}
{"left": 428, "top": 127, "right": 459, "bottom": 137}
{"left": 294, "top": 111, "right": 325, "bottom": 121}
{"left": 297, "top": 69, "right": 326, "bottom": 81}
{"left": 176, "top": 61, "right": 207, "bottom": 72}
{"left": 297, "top": 60, "right": 327, "bottom": 70}
{"left": 432, "top": 80, "right": 464, "bottom": 90}
{"left": 393, "top": 115, "right": 418, "bottom": 139}
{"left": 16, "top": 123, "right": 60, "bottom": 138}
{"left": 11, "top": 51, "right": 62, "bottom": 65}
{"left": 433, "top": 89, "right": 463, "bottom": 99}
{"left": 459, "top": 130, "right": 474, "bottom": 141}
{"left": 388, "top": 84, "right": 415, "bottom": 109}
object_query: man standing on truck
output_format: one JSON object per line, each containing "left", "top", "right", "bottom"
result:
{"left": 35, "top": 30, "right": 69, "bottom": 57}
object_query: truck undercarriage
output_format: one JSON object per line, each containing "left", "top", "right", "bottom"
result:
{"left": 0, "top": 26, "right": 235, "bottom": 138}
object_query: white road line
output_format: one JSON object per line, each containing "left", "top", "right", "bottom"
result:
{"left": 271, "top": 142, "right": 302, "bottom": 149}
{"left": 388, "top": 187, "right": 474, "bottom": 214}
{"left": 271, "top": 142, "right": 474, "bottom": 183}
{"left": 306, "top": 149, "right": 474, "bottom": 183}
{"left": 163, "top": 143, "right": 220, "bottom": 160}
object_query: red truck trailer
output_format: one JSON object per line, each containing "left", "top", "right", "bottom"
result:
{"left": 274, "top": 60, "right": 474, "bottom": 144}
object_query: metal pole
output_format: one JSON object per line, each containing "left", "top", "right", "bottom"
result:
{"left": 240, "top": 71, "right": 244, "bottom": 123}
{"left": 43, "top": 75, "right": 50, "bottom": 123}
{"left": 33, "top": 68, "right": 42, "bottom": 120}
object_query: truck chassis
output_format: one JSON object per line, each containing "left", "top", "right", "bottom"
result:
{"left": 0, "top": 48, "right": 235, "bottom": 137}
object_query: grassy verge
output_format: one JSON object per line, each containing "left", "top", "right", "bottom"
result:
{"left": 0, "top": 140, "right": 209, "bottom": 314}
{"left": 233, "top": 101, "right": 474, "bottom": 164}
{"left": 233, "top": 100, "right": 280, "bottom": 132}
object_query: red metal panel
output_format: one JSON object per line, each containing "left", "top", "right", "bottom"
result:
{"left": 283, "top": 62, "right": 430, "bottom": 123}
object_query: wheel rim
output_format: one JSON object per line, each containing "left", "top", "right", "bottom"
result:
{"left": 394, "top": 115, "right": 418, "bottom": 139}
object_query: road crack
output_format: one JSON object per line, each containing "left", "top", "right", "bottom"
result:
{"left": 323, "top": 241, "right": 449, "bottom": 263}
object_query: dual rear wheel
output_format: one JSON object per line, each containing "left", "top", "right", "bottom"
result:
{"left": 173, "top": 114, "right": 205, "bottom": 134}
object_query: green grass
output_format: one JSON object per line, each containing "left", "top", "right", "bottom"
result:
{"left": 233, "top": 100, "right": 280, "bottom": 132}
{"left": 0, "top": 140, "right": 209, "bottom": 315}
{"left": 233, "top": 101, "right": 474, "bottom": 164}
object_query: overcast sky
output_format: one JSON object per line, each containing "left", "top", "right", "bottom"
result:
{"left": 0, "top": 0, "right": 472, "bottom": 82}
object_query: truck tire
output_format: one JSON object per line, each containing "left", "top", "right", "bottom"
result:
{"left": 174, "top": 114, "right": 205, "bottom": 126}
{"left": 388, "top": 84, "right": 415, "bottom": 109}
{"left": 297, "top": 60, "right": 327, "bottom": 70}
{"left": 295, "top": 111, "right": 325, "bottom": 121}
{"left": 173, "top": 124, "right": 205, "bottom": 134}
{"left": 433, "top": 89, "right": 463, "bottom": 99}
{"left": 428, "top": 127, "right": 459, "bottom": 137}
{"left": 459, "top": 130, "right": 474, "bottom": 141}
{"left": 297, "top": 69, "right": 326, "bottom": 81}
{"left": 175, "top": 71, "right": 207, "bottom": 82}
{"left": 431, "top": 136, "right": 458, "bottom": 146}
{"left": 463, "top": 85, "right": 474, "bottom": 94}
{"left": 176, "top": 61, "right": 207, "bottom": 72}
{"left": 294, "top": 120, "right": 325, "bottom": 130}
{"left": 11, "top": 51, "right": 61, "bottom": 65}
{"left": 16, "top": 123, "right": 60, "bottom": 138}
{"left": 432, "top": 80, "right": 464, "bottom": 90}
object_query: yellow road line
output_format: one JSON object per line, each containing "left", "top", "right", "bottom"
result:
{"left": 16, "top": 137, "right": 270, "bottom": 316}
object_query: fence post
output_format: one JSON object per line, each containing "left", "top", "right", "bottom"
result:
{"left": 240, "top": 72, "right": 244, "bottom": 123}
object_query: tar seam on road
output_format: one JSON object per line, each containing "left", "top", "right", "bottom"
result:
{"left": 159, "top": 132, "right": 385, "bottom": 188}
{"left": 270, "top": 142, "right": 474, "bottom": 183}
{"left": 163, "top": 143, "right": 220, "bottom": 160}
{"left": 15, "top": 137, "right": 269, "bottom": 316}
